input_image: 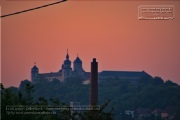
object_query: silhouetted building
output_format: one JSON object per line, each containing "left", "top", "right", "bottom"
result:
{"left": 31, "top": 50, "right": 152, "bottom": 83}
{"left": 31, "top": 63, "right": 39, "bottom": 83}
{"left": 31, "top": 50, "right": 85, "bottom": 82}
{"left": 99, "top": 71, "right": 150, "bottom": 79}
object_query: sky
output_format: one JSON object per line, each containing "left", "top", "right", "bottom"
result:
{"left": 1, "top": 0, "right": 180, "bottom": 87}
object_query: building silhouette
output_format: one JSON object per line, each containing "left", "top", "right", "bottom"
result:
{"left": 31, "top": 51, "right": 151, "bottom": 83}
{"left": 31, "top": 50, "right": 86, "bottom": 82}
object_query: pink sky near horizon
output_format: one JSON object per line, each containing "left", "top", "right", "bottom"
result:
{"left": 1, "top": 1, "right": 180, "bottom": 87}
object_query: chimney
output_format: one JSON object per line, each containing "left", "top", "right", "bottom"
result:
{"left": 90, "top": 58, "right": 98, "bottom": 106}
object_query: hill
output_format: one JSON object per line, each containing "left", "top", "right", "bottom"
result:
{"left": 2, "top": 76, "right": 180, "bottom": 120}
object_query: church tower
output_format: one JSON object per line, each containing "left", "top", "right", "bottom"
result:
{"left": 73, "top": 54, "right": 84, "bottom": 76}
{"left": 31, "top": 62, "right": 39, "bottom": 83}
{"left": 62, "top": 49, "right": 72, "bottom": 81}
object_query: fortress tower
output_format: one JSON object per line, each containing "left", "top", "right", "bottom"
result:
{"left": 62, "top": 50, "right": 72, "bottom": 81}
{"left": 31, "top": 63, "right": 39, "bottom": 83}
{"left": 73, "top": 54, "right": 84, "bottom": 77}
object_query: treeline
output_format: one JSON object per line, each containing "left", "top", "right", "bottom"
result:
{"left": 98, "top": 77, "right": 180, "bottom": 119}
{"left": 2, "top": 76, "right": 180, "bottom": 120}
{"left": 1, "top": 81, "right": 113, "bottom": 120}
{"left": 100, "top": 77, "right": 180, "bottom": 110}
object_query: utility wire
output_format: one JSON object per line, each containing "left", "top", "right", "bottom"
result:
{"left": 0, "top": 0, "right": 67, "bottom": 18}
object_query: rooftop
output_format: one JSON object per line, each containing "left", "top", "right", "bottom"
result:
{"left": 99, "top": 71, "right": 151, "bottom": 78}
{"left": 39, "top": 72, "right": 62, "bottom": 77}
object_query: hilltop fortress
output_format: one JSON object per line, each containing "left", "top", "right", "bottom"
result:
{"left": 31, "top": 51, "right": 151, "bottom": 83}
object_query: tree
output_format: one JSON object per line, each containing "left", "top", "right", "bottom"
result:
{"left": 1, "top": 83, "right": 114, "bottom": 120}
{"left": 151, "top": 77, "right": 164, "bottom": 85}
{"left": 164, "top": 80, "right": 178, "bottom": 86}
{"left": 65, "top": 77, "right": 83, "bottom": 85}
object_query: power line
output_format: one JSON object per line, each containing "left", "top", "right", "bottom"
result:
{"left": 0, "top": 0, "right": 67, "bottom": 18}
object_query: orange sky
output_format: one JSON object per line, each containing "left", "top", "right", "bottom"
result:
{"left": 1, "top": 1, "right": 180, "bottom": 87}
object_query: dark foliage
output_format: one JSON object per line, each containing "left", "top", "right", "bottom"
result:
{"left": 1, "top": 82, "right": 113, "bottom": 120}
{"left": 1, "top": 76, "right": 180, "bottom": 120}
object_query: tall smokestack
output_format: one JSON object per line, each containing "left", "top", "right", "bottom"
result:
{"left": 90, "top": 58, "right": 98, "bottom": 106}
